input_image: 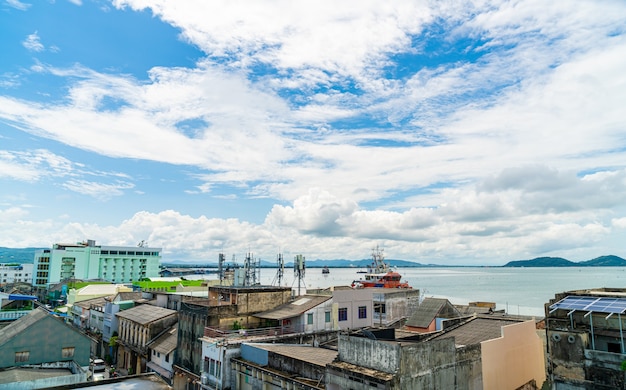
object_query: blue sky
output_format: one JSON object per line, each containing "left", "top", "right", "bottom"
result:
{"left": 1, "top": 0, "right": 626, "bottom": 265}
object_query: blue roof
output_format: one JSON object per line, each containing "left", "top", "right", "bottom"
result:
{"left": 550, "top": 295, "right": 626, "bottom": 314}
{"left": 8, "top": 294, "right": 38, "bottom": 301}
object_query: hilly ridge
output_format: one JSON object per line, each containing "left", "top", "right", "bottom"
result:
{"left": 503, "top": 255, "right": 626, "bottom": 267}
{"left": 2, "top": 247, "right": 625, "bottom": 267}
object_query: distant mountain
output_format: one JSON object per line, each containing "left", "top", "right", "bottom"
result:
{"left": 162, "top": 258, "right": 428, "bottom": 268}
{"left": 299, "top": 258, "right": 427, "bottom": 268}
{"left": 503, "top": 255, "right": 626, "bottom": 267}
{"left": 579, "top": 255, "right": 626, "bottom": 267}
{"left": 0, "top": 247, "right": 44, "bottom": 264}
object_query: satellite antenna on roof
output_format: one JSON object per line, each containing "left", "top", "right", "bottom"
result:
{"left": 137, "top": 240, "right": 147, "bottom": 247}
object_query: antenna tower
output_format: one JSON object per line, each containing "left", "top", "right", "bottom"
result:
{"left": 293, "top": 254, "right": 306, "bottom": 296}
{"left": 243, "top": 251, "right": 260, "bottom": 286}
{"left": 218, "top": 253, "right": 225, "bottom": 285}
{"left": 272, "top": 252, "right": 285, "bottom": 286}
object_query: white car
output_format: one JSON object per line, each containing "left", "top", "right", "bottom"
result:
{"left": 92, "top": 359, "right": 106, "bottom": 372}
{"left": 93, "top": 372, "right": 105, "bottom": 381}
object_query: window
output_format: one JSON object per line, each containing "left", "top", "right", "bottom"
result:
{"left": 307, "top": 313, "right": 313, "bottom": 325}
{"left": 358, "top": 306, "right": 367, "bottom": 319}
{"left": 62, "top": 347, "right": 75, "bottom": 358}
{"left": 15, "top": 351, "right": 29, "bottom": 363}
{"left": 608, "top": 342, "right": 621, "bottom": 353}
{"left": 165, "top": 353, "right": 169, "bottom": 363}
{"left": 325, "top": 311, "right": 331, "bottom": 323}
{"left": 206, "top": 357, "right": 222, "bottom": 379}
{"left": 338, "top": 308, "right": 348, "bottom": 321}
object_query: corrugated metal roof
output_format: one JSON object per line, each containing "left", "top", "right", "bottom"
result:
{"left": 148, "top": 324, "right": 178, "bottom": 354}
{"left": 115, "top": 304, "right": 177, "bottom": 325}
{"left": 430, "top": 317, "right": 521, "bottom": 346}
{"left": 405, "top": 298, "right": 451, "bottom": 328}
{"left": 253, "top": 295, "right": 331, "bottom": 320}
{"left": 0, "top": 308, "right": 49, "bottom": 347}
{"left": 247, "top": 343, "right": 338, "bottom": 367}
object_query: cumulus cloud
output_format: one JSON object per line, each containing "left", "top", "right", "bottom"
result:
{"left": 2, "top": 1, "right": 626, "bottom": 263}
{"left": 22, "top": 31, "right": 44, "bottom": 52}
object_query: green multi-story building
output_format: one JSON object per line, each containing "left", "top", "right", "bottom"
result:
{"left": 33, "top": 239, "right": 161, "bottom": 287}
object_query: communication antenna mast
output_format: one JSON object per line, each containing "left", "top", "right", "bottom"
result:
{"left": 218, "top": 253, "right": 225, "bottom": 285}
{"left": 293, "top": 254, "right": 306, "bottom": 296}
{"left": 243, "top": 251, "right": 260, "bottom": 286}
{"left": 272, "top": 252, "right": 285, "bottom": 286}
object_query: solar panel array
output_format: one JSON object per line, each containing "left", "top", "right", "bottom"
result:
{"left": 550, "top": 295, "right": 626, "bottom": 314}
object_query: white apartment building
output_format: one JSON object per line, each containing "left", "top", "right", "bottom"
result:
{"left": 0, "top": 263, "right": 33, "bottom": 285}
{"left": 32, "top": 239, "right": 161, "bottom": 287}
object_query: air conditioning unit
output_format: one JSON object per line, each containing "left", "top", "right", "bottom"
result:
{"left": 201, "top": 374, "right": 209, "bottom": 385}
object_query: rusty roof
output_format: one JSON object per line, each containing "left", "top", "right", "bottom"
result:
{"left": 253, "top": 295, "right": 331, "bottom": 320}
{"left": 430, "top": 316, "right": 522, "bottom": 346}
{"left": 246, "top": 343, "right": 338, "bottom": 367}
{"left": 115, "top": 304, "right": 177, "bottom": 325}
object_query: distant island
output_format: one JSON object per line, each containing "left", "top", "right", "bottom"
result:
{"left": 502, "top": 255, "right": 626, "bottom": 267}
{"left": 2, "top": 247, "right": 626, "bottom": 268}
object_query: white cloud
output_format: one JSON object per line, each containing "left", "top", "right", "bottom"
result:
{"left": 22, "top": 31, "right": 44, "bottom": 52}
{"left": 62, "top": 180, "right": 135, "bottom": 201}
{"left": 6, "top": 0, "right": 30, "bottom": 11}
{"left": 2, "top": 0, "right": 626, "bottom": 263}
{"left": 0, "top": 149, "right": 74, "bottom": 181}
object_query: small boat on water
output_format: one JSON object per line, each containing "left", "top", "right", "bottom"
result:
{"left": 351, "top": 246, "right": 411, "bottom": 289}
{"left": 322, "top": 265, "right": 330, "bottom": 275}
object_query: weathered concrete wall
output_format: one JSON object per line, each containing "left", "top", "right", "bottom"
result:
{"left": 235, "top": 289, "right": 292, "bottom": 315}
{"left": 338, "top": 334, "right": 400, "bottom": 373}
{"left": 397, "top": 337, "right": 459, "bottom": 390}
{"left": 267, "top": 351, "right": 325, "bottom": 383}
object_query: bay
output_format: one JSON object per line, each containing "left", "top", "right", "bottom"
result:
{"left": 257, "top": 267, "right": 626, "bottom": 317}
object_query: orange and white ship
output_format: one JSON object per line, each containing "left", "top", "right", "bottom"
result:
{"left": 351, "top": 246, "right": 411, "bottom": 289}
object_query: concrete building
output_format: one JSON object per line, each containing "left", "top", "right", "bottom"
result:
{"left": 102, "top": 292, "right": 143, "bottom": 343}
{"left": 115, "top": 304, "right": 178, "bottom": 376}
{"left": 146, "top": 324, "right": 177, "bottom": 384}
{"left": 253, "top": 294, "right": 334, "bottom": 333}
{"left": 0, "top": 308, "right": 91, "bottom": 369}
{"left": 231, "top": 343, "right": 338, "bottom": 390}
{"left": 545, "top": 287, "right": 626, "bottom": 389}
{"left": 325, "top": 315, "right": 545, "bottom": 390}
{"left": 329, "top": 287, "right": 420, "bottom": 329}
{"left": 0, "top": 263, "right": 33, "bottom": 286}
{"left": 32, "top": 239, "right": 161, "bottom": 287}
{"left": 174, "top": 285, "right": 293, "bottom": 388}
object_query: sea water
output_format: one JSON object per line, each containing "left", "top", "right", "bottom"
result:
{"left": 258, "top": 267, "right": 626, "bottom": 317}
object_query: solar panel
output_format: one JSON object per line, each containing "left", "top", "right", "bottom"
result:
{"left": 550, "top": 295, "right": 626, "bottom": 314}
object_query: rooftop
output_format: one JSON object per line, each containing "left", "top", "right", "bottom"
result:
{"left": 254, "top": 295, "right": 332, "bottom": 320}
{"left": 147, "top": 324, "right": 178, "bottom": 355}
{"left": 429, "top": 316, "right": 523, "bottom": 346}
{"left": 246, "top": 343, "right": 338, "bottom": 367}
{"left": 0, "top": 367, "right": 73, "bottom": 384}
{"left": 115, "top": 304, "right": 177, "bottom": 325}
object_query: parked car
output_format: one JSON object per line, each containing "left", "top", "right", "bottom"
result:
{"left": 92, "top": 358, "right": 106, "bottom": 372}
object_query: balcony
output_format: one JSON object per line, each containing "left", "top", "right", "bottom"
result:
{"left": 0, "top": 309, "right": 33, "bottom": 321}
